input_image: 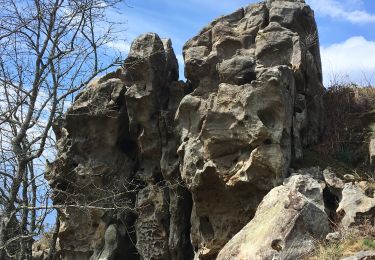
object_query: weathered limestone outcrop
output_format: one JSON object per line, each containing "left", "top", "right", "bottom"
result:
{"left": 46, "top": 33, "right": 193, "bottom": 260}
{"left": 45, "top": 0, "right": 326, "bottom": 259}
{"left": 178, "top": 0, "right": 324, "bottom": 257}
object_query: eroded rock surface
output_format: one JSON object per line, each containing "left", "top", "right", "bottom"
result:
{"left": 45, "top": 0, "right": 325, "bottom": 259}
{"left": 178, "top": 0, "right": 324, "bottom": 257}
{"left": 337, "top": 182, "right": 375, "bottom": 228}
{"left": 47, "top": 33, "right": 192, "bottom": 260}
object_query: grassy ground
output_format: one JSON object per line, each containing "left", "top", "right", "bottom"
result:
{"left": 308, "top": 221, "right": 375, "bottom": 260}
{"left": 291, "top": 148, "right": 369, "bottom": 179}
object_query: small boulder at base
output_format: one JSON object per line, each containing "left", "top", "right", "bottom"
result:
{"left": 340, "top": 250, "right": 375, "bottom": 260}
{"left": 217, "top": 174, "right": 331, "bottom": 260}
{"left": 337, "top": 182, "right": 375, "bottom": 228}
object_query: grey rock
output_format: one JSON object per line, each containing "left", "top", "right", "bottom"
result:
{"left": 323, "top": 168, "right": 345, "bottom": 210}
{"left": 46, "top": 33, "right": 191, "bottom": 260}
{"left": 323, "top": 168, "right": 345, "bottom": 191}
{"left": 341, "top": 251, "right": 375, "bottom": 260}
{"left": 91, "top": 225, "right": 119, "bottom": 260}
{"left": 337, "top": 182, "right": 375, "bottom": 228}
{"left": 135, "top": 186, "right": 170, "bottom": 260}
{"left": 344, "top": 174, "right": 356, "bottom": 181}
{"left": 326, "top": 232, "right": 341, "bottom": 242}
{"left": 178, "top": 0, "right": 324, "bottom": 256}
{"left": 292, "top": 166, "right": 323, "bottom": 180}
{"left": 45, "top": 0, "right": 325, "bottom": 259}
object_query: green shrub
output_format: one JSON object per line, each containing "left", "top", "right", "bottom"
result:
{"left": 363, "top": 239, "right": 375, "bottom": 250}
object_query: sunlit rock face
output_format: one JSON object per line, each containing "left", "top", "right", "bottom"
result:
{"left": 46, "top": 33, "right": 193, "bottom": 260}
{"left": 178, "top": 0, "right": 324, "bottom": 258}
{"left": 45, "top": 0, "right": 324, "bottom": 259}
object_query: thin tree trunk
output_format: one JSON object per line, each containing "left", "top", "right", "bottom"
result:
{"left": 20, "top": 164, "right": 31, "bottom": 259}
{"left": 47, "top": 212, "right": 60, "bottom": 260}
{"left": 47, "top": 210, "right": 60, "bottom": 260}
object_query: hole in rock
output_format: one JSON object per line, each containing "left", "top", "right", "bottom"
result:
{"left": 56, "top": 182, "right": 68, "bottom": 192}
{"left": 262, "top": 9, "right": 270, "bottom": 28}
{"left": 323, "top": 187, "right": 340, "bottom": 223}
{"left": 295, "top": 106, "right": 303, "bottom": 113}
{"left": 263, "top": 139, "right": 272, "bottom": 145}
{"left": 196, "top": 159, "right": 204, "bottom": 169}
{"left": 118, "top": 138, "right": 137, "bottom": 158}
{"left": 271, "top": 239, "right": 283, "bottom": 252}
{"left": 241, "top": 71, "right": 256, "bottom": 84}
{"left": 199, "top": 216, "right": 214, "bottom": 239}
{"left": 92, "top": 222, "right": 99, "bottom": 228}
{"left": 258, "top": 108, "right": 276, "bottom": 129}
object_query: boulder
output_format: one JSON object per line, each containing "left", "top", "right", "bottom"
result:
{"left": 337, "top": 182, "right": 375, "bottom": 228}
{"left": 341, "top": 251, "right": 375, "bottom": 260}
{"left": 217, "top": 174, "right": 331, "bottom": 260}
{"left": 323, "top": 168, "right": 345, "bottom": 192}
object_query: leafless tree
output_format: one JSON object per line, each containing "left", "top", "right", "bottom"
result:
{"left": 0, "top": 0, "right": 124, "bottom": 258}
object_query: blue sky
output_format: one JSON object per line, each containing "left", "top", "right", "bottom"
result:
{"left": 107, "top": 0, "right": 375, "bottom": 87}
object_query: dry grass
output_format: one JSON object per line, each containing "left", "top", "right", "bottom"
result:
{"left": 308, "top": 220, "right": 375, "bottom": 260}
{"left": 317, "top": 84, "right": 375, "bottom": 174}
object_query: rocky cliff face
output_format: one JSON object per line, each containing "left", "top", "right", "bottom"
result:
{"left": 45, "top": 0, "right": 327, "bottom": 259}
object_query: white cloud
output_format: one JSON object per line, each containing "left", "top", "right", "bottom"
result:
{"left": 106, "top": 41, "right": 131, "bottom": 53}
{"left": 321, "top": 36, "right": 375, "bottom": 86}
{"left": 308, "top": 0, "right": 375, "bottom": 23}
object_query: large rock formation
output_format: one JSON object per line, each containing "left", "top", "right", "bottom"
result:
{"left": 46, "top": 33, "right": 193, "bottom": 260}
{"left": 178, "top": 0, "right": 323, "bottom": 257}
{"left": 45, "top": 0, "right": 326, "bottom": 259}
